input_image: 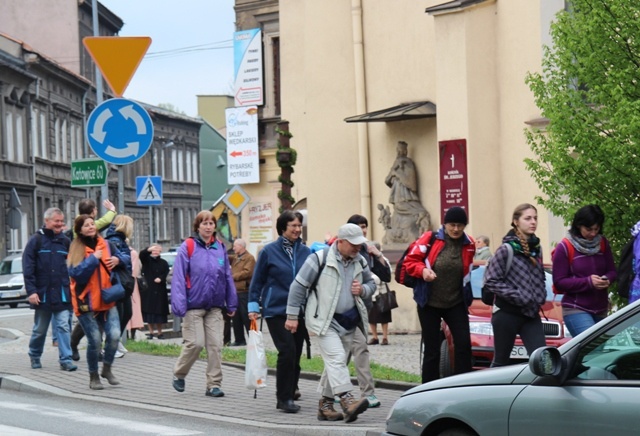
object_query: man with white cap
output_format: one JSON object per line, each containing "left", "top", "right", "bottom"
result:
{"left": 286, "top": 223, "right": 376, "bottom": 423}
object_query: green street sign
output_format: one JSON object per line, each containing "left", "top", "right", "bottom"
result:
{"left": 71, "top": 158, "right": 108, "bottom": 187}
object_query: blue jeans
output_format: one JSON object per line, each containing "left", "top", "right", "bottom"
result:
{"left": 51, "top": 311, "right": 73, "bottom": 343}
{"left": 77, "top": 307, "right": 120, "bottom": 372}
{"left": 563, "top": 311, "right": 605, "bottom": 337}
{"left": 28, "top": 309, "right": 73, "bottom": 364}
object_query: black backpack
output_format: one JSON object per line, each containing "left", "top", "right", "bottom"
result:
{"left": 617, "top": 237, "right": 636, "bottom": 299}
{"left": 395, "top": 232, "right": 436, "bottom": 288}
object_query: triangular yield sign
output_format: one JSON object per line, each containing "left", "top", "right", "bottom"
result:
{"left": 83, "top": 36, "right": 152, "bottom": 97}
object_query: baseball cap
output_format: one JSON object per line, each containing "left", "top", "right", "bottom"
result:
{"left": 337, "top": 223, "right": 367, "bottom": 245}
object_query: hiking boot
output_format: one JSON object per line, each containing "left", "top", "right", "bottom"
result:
{"left": 101, "top": 363, "right": 120, "bottom": 385}
{"left": 89, "top": 371, "right": 104, "bottom": 390}
{"left": 60, "top": 361, "right": 78, "bottom": 372}
{"left": 339, "top": 392, "right": 368, "bottom": 423}
{"left": 318, "top": 397, "right": 343, "bottom": 421}
{"left": 30, "top": 358, "right": 42, "bottom": 369}
{"left": 173, "top": 376, "right": 185, "bottom": 392}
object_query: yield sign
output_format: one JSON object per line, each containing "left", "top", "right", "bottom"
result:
{"left": 83, "top": 36, "right": 152, "bottom": 97}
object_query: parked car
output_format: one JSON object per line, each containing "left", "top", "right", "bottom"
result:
{"left": 0, "top": 252, "right": 27, "bottom": 308}
{"left": 439, "top": 265, "right": 570, "bottom": 376}
{"left": 384, "top": 299, "right": 640, "bottom": 436}
{"left": 160, "top": 251, "right": 178, "bottom": 296}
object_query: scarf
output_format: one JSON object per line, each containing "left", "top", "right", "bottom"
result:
{"left": 282, "top": 237, "right": 294, "bottom": 260}
{"left": 506, "top": 229, "right": 541, "bottom": 261}
{"left": 79, "top": 235, "right": 98, "bottom": 250}
{"left": 565, "top": 231, "right": 603, "bottom": 255}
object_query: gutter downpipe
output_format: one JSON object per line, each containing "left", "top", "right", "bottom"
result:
{"left": 351, "top": 0, "right": 372, "bottom": 220}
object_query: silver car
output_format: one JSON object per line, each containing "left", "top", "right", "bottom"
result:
{"left": 0, "top": 252, "right": 27, "bottom": 308}
{"left": 384, "top": 299, "right": 640, "bottom": 436}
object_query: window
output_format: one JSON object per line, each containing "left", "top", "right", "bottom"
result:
{"left": 15, "top": 114, "right": 24, "bottom": 163}
{"left": 76, "top": 123, "right": 83, "bottom": 159}
{"left": 171, "top": 149, "right": 177, "bottom": 180}
{"left": 192, "top": 151, "right": 199, "bottom": 183}
{"left": 178, "top": 149, "right": 184, "bottom": 181}
{"left": 162, "top": 208, "right": 168, "bottom": 241}
{"left": 61, "top": 119, "right": 67, "bottom": 163}
{"left": 186, "top": 151, "right": 192, "bottom": 182}
{"left": 31, "top": 108, "right": 38, "bottom": 158}
{"left": 6, "top": 112, "right": 14, "bottom": 161}
{"left": 39, "top": 112, "right": 47, "bottom": 159}
{"left": 54, "top": 118, "right": 60, "bottom": 161}
{"left": 70, "top": 123, "right": 76, "bottom": 161}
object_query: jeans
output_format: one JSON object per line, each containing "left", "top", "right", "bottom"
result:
{"left": 174, "top": 308, "right": 224, "bottom": 389}
{"left": 417, "top": 302, "right": 472, "bottom": 383}
{"left": 266, "top": 315, "right": 307, "bottom": 402}
{"left": 29, "top": 309, "right": 73, "bottom": 364}
{"left": 491, "top": 309, "right": 546, "bottom": 367}
{"left": 77, "top": 307, "right": 121, "bottom": 372}
{"left": 563, "top": 311, "right": 605, "bottom": 337}
{"left": 51, "top": 311, "right": 73, "bottom": 344}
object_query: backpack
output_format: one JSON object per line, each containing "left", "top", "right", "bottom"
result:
{"left": 551, "top": 237, "right": 606, "bottom": 296}
{"left": 617, "top": 237, "right": 636, "bottom": 299}
{"left": 395, "top": 232, "right": 436, "bottom": 288}
{"left": 481, "top": 243, "right": 514, "bottom": 306}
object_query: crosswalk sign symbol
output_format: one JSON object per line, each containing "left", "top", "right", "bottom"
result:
{"left": 136, "top": 176, "right": 162, "bottom": 205}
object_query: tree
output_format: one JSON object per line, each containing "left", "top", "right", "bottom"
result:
{"left": 157, "top": 103, "right": 186, "bottom": 115}
{"left": 526, "top": 1, "right": 640, "bottom": 261}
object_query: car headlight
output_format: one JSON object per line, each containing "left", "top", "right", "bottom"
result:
{"left": 469, "top": 321, "right": 494, "bottom": 336}
{"left": 563, "top": 324, "right": 572, "bottom": 338}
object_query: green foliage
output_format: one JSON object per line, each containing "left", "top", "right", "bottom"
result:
{"left": 525, "top": 1, "right": 640, "bottom": 305}
{"left": 125, "top": 339, "right": 421, "bottom": 383}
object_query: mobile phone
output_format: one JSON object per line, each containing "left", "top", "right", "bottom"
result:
{"left": 600, "top": 276, "right": 609, "bottom": 281}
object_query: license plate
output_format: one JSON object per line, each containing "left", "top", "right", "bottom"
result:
{"left": 511, "top": 345, "right": 528, "bottom": 359}
{"left": 0, "top": 291, "right": 20, "bottom": 299}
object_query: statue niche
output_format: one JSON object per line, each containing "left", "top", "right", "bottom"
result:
{"left": 379, "top": 141, "right": 431, "bottom": 245}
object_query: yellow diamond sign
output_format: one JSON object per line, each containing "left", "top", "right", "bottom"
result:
{"left": 223, "top": 185, "right": 250, "bottom": 214}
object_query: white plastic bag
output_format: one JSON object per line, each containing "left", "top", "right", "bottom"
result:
{"left": 245, "top": 319, "right": 268, "bottom": 390}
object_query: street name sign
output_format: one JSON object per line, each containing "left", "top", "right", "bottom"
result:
{"left": 83, "top": 36, "right": 151, "bottom": 97}
{"left": 86, "top": 98, "right": 154, "bottom": 165}
{"left": 71, "top": 158, "right": 108, "bottom": 187}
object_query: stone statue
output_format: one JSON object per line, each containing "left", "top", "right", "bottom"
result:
{"left": 382, "top": 141, "right": 431, "bottom": 244}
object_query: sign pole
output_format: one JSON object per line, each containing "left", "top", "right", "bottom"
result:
{"left": 149, "top": 206, "right": 154, "bottom": 245}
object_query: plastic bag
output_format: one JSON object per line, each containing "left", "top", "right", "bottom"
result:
{"left": 245, "top": 319, "right": 268, "bottom": 390}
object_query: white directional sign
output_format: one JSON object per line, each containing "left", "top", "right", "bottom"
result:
{"left": 136, "top": 176, "right": 163, "bottom": 206}
{"left": 225, "top": 106, "right": 259, "bottom": 184}
{"left": 86, "top": 98, "right": 154, "bottom": 165}
{"left": 233, "top": 28, "right": 263, "bottom": 106}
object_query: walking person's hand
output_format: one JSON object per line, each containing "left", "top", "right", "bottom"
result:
{"left": 28, "top": 293, "right": 40, "bottom": 305}
{"left": 249, "top": 312, "right": 259, "bottom": 321}
{"left": 351, "top": 279, "right": 362, "bottom": 296}
{"left": 285, "top": 319, "right": 298, "bottom": 334}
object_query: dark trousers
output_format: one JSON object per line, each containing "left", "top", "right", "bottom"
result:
{"left": 232, "top": 292, "right": 250, "bottom": 344}
{"left": 491, "top": 310, "right": 545, "bottom": 367}
{"left": 223, "top": 312, "right": 232, "bottom": 345}
{"left": 266, "top": 315, "right": 307, "bottom": 402}
{"left": 417, "top": 302, "right": 472, "bottom": 383}
{"left": 117, "top": 297, "right": 132, "bottom": 336}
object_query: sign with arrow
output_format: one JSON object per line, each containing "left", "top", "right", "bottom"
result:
{"left": 225, "top": 106, "right": 259, "bottom": 184}
{"left": 233, "top": 29, "right": 263, "bottom": 106}
{"left": 86, "top": 98, "right": 154, "bottom": 165}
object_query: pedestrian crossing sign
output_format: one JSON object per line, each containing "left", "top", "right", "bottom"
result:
{"left": 136, "top": 176, "right": 163, "bottom": 205}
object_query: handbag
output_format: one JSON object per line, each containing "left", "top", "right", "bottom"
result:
{"left": 137, "top": 274, "right": 149, "bottom": 293}
{"left": 245, "top": 319, "right": 268, "bottom": 391}
{"left": 375, "top": 283, "right": 399, "bottom": 313}
{"left": 101, "top": 271, "right": 126, "bottom": 304}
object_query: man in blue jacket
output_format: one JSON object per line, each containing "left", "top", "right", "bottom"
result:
{"left": 24, "top": 207, "right": 77, "bottom": 371}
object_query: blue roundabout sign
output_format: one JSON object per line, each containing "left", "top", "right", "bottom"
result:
{"left": 86, "top": 98, "right": 154, "bottom": 165}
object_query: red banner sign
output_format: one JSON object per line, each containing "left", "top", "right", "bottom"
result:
{"left": 439, "top": 139, "right": 469, "bottom": 223}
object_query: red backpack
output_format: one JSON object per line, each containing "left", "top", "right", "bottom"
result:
{"left": 552, "top": 237, "right": 606, "bottom": 295}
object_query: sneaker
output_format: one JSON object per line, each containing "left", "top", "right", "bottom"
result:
{"left": 172, "top": 376, "right": 185, "bottom": 392}
{"left": 30, "top": 358, "right": 42, "bottom": 369}
{"left": 339, "top": 392, "right": 368, "bottom": 423}
{"left": 366, "top": 395, "right": 381, "bottom": 408}
{"left": 205, "top": 387, "right": 225, "bottom": 397}
{"left": 117, "top": 342, "right": 128, "bottom": 354}
{"left": 115, "top": 350, "right": 125, "bottom": 359}
{"left": 60, "top": 361, "right": 78, "bottom": 372}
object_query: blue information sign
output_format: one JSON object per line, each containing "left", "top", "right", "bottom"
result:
{"left": 86, "top": 98, "right": 154, "bottom": 165}
{"left": 136, "top": 176, "right": 163, "bottom": 206}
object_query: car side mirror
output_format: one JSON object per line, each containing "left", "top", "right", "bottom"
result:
{"left": 529, "top": 346, "right": 562, "bottom": 377}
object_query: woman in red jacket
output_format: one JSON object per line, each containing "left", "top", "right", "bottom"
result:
{"left": 403, "top": 207, "right": 475, "bottom": 383}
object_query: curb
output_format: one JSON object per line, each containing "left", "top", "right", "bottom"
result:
{"left": 0, "top": 327, "right": 23, "bottom": 340}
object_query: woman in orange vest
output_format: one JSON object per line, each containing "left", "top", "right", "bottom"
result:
{"left": 67, "top": 214, "right": 130, "bottom": 390}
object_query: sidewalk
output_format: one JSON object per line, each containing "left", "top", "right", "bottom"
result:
{"left": 0, "top": 325, "right": 422, "bottom": 435}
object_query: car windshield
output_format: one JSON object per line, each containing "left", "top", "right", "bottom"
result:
{"left": 0, "top": 258, "right": 22, "bottom": 275}
{"left": 471, "top": 265, "right": 555, "bottom": 301}
{"left": 160, "top": 252, "right": 177, "bottom": 267}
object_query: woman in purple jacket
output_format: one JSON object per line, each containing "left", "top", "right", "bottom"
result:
{"left": 171, "top": 211, "right": 238, "bottom": 398}
{"left": 552, "top": 205, "right": 616, "bottom": 336}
